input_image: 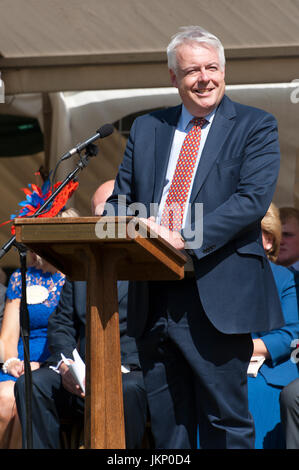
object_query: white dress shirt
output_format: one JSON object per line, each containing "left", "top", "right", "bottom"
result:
{"left": 157, "top": 105, "right": 215, "bottom": 229}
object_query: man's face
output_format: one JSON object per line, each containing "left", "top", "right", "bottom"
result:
{"left": 169, "top": 42, "right": 225, "bottom": 117}
{"left": 277, "top": 217, "right": 299, "bottom": 267}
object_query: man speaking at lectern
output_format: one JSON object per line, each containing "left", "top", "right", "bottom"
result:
{"left": 106, "top": 26, "right": 284, "bottom": 449}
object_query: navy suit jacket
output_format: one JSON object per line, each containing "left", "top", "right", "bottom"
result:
{"left": 108, "top": 95, "right": 284, "bottom": 337}
{"left": 46, "top": 279, "right": 141, "bottom": 368}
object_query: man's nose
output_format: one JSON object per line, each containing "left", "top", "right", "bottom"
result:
{"left": 198, "top": 68, "right": 209, "bottom": 82}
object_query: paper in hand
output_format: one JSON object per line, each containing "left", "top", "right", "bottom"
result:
{"left": 247, "top": 355, "right": 265, "bottom": 377}
{"left": 61, "top": 349, "right": 86, "bottom": 393}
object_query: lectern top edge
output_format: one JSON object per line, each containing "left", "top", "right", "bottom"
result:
{"left": 14, "top": 216, "right": 188, "bottom": 266}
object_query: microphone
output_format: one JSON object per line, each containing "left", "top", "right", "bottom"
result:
{"left": 61, "top": 123, "right": 114, "bottom": 161}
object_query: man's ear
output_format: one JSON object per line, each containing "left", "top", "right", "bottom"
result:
{"left": 169, "top": 69, "right": 178, "bottom": 88}
{"left": 262, "top": 231, "right": 274, "bottom": 252}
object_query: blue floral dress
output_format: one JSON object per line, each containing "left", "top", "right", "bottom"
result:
{"left": 0, "top": 266, "right": 65, "bottom": 382}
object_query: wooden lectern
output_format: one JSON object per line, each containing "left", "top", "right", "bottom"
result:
{"left": 14, "top": 216, "right": 187, "bottom": 449}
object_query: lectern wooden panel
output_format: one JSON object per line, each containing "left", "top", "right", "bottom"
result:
{"left": 14, "top": 216, "right": 187, "bottom": 449}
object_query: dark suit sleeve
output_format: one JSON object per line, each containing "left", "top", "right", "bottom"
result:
{"left": 106, "top": 119, "right": 137, "bottom": 213}
{"left": 46, "top": 279, "right": 79, "bottom": 364}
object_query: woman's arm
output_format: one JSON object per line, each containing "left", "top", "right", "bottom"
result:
{"left": 252, "top": 338, "right": 270, "bottom": 359}
{"left": 0, "top": 297, "right": 24, "bottom": 377}
{"left": 0, "top": 297, "right": 21, "bottom": 360}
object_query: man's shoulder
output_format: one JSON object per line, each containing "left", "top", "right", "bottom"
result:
{"left": 61, "top": 279, "right": 86, "bottom": 299}
{"left": 223, "top": 94, "right": 277, "bottom": 122}
{"left": 270, "top": 261, "right": 298, "bottom": 289}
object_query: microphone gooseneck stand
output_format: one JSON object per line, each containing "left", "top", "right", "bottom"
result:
{"left": 18, "top": 244, "right": 33, "bottom": 448}
{"left": 0, "top": 143, "right": 99, "bottom": 261}
{"left": 1, "top": 142, "right": 99, "bottom": 449}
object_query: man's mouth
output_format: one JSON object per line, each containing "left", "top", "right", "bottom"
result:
{"left": 195, "top": 88, "right": 214, "bottom": 95}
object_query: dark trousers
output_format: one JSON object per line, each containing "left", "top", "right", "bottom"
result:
{"left": 137, "top": 279, "right": 254, "bottom": 449}
{"left": 15, "top": 366, "right": 147, "bottom": 449}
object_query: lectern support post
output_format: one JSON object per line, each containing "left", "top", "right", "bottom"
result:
{"left": 85, "top": 247, "right": 125, "bottom": 448}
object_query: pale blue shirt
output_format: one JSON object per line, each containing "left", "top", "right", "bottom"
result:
{"left": 157, "top": 105, "right": 215, "bottom": 228}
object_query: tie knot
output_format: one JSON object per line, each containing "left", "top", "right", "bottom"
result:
{"left": 191, "top": 117, "right": 206, "bottom": 128}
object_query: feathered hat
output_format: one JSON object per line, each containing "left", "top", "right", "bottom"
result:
{"left": 1, "top": 172, "right": 79, "bottom": 235}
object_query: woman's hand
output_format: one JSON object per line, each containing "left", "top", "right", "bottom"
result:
{"left": 6, "top": 360, "right": 41, "bottom": 377}
{"left": 6, "top": 359, "right": 24, "bottom": 378}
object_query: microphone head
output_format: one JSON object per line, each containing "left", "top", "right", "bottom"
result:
{"left": 97, "top": 123, "right": 114, "bottom": 138}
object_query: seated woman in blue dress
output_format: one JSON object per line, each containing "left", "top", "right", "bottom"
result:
{"left": 0, "top": 251, "right": 66, "bottom": 448}
{"left": 0, "top": 172, "right": 79, "bottom": 448}
{"left": 248, "top": 203, "right": 299, "bottom": 449}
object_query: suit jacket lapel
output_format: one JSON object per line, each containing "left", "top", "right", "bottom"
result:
{"left": 150, "top": 98, "right": 236, "bottom": 206}
{"left": 190, "top": 95, "right": 236, "bottom": 204}
{"left": 153, "top": 105, "right": 181, "bottom": 203}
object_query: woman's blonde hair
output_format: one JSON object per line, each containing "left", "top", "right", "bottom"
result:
{"left": 58, "top": 207, "right": 80, "bottom": 218}
{"left": 27, "top": 207, "right": 79, "bottom": 270}
{"left": 261, "top": 203, "right": 282, "bottom": 262}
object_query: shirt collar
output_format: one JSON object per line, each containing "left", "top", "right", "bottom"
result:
{"left": 179, "top": 104, "right": 216, "bottom": 131}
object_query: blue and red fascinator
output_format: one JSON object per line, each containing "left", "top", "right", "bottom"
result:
{"left": 1, "top": 174, "right": 78, "bottom": 235}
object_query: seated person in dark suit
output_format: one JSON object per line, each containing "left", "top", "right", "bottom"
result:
{"left": 14, "top": 181, "right": 148, "bottom": 449}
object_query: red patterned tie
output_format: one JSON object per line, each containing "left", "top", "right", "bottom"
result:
{"left": 161, "top": 117, "right": 206, "bottom": 231}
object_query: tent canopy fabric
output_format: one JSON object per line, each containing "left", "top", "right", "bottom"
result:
{"left": 0, "top": 0, "right": 299, "bottom": 93}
